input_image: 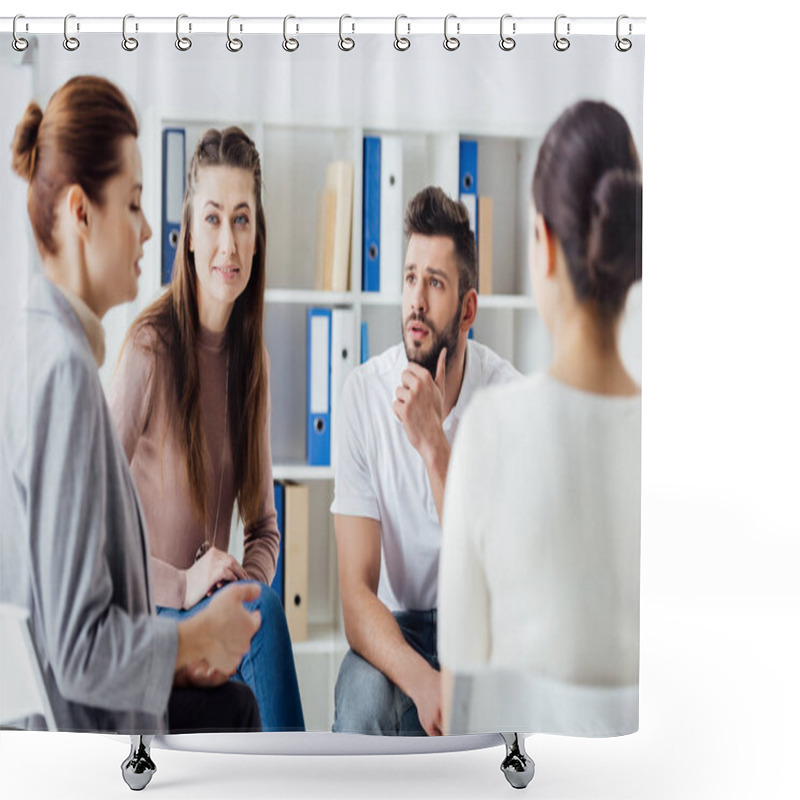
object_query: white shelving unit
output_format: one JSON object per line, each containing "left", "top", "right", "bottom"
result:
{"left": 144, "top": 109, "right": 545, "bottom": 731}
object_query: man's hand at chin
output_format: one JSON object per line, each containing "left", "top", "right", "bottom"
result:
{"left": 393, "top": 347, "right": 448, "bottom": 462}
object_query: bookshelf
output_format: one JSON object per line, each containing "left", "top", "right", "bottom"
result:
{"left": 136, "top": 109, "right": 548, "bottom": 732}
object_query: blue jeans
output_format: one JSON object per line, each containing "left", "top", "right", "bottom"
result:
{"left": 333, "top": 609, "right": 439, "bottom": 735}
{"left": 157, "top": 580, "right": 305, "bottom": 732}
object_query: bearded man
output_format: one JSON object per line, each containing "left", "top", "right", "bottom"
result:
{"left": 331, "top": 186, "right": 520, "bottom": 736}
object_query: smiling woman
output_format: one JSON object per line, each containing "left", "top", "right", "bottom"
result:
{"left": 109, "top": 127, "right": 305, "bottom": 733}
{"left": 191, "top": 165, "right": 256, "bottom": 332}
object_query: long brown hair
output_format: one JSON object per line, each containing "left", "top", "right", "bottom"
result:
{"left": 11, "top": 75, "right": 138, "bottom": 255}
{"left": 123, "top": 127, "right": 267, "bottom": 526}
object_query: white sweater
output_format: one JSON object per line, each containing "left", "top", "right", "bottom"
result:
{"left": 439, "top": 372, "right": 641, "bottom": 735}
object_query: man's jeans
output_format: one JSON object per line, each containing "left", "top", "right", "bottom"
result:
{"left": 333, "top": 609, "right": 439, "bottom": 735}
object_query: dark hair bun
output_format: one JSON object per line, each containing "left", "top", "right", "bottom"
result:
{"left": 11, "top": 101, "right": 43, "bottom": 181}
{"left": 586, "top": 168, "right": 642, "bottom": 308}
{"left": 532, "top": 100, "right": 642, "bottom": 317}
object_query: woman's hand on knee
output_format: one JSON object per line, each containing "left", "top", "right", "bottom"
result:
{"left": 183, "top": 546, "right": 249, "bottom": 609}
{"left": 175, "top": 582, "right": 261, "bottom": 679}
{"left": 189, "top": 582, "right": 262, "bottom": 676}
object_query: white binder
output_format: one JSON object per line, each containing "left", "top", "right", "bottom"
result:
{"left": 330, "top": 308, "right": 357, "bottom": 469}
{"left": 379, "top": 135, "right": 404, "bottom": 297}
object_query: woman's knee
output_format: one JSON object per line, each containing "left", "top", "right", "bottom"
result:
{"left": 240, "top": 580, "right": 289, "bottom": 641}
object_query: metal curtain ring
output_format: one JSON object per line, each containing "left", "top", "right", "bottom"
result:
{"left": 339, "top": 14, "right": 355, "bottom": 51}
{"left": 12, "top": 15, "right": 29, "bottom": 52}
{"left": 553, "top": 14, "right": 570, "bottom": 52}
{"left": 615, "top": 14, "right": 632, "bottom": 51}
{"left": 63, "top": 14, "right": 80, "bottom": 51}
{"left": 176, "top": 14, "right": 192, "bottom": 51}
{"left": 227, "top": 15, "right": 243, "bottom": 52}
{"left": 122, "top": 14, "right": 138, "bottom": 51}
{"left": 283, "top": 15, "right": 299, "bottom": 52}
{"left": 394, "top": 15, "right": 410, "bottom": 51}
{"left": 499, "top": 14, "right": 516, "bottom": 51}
{"left": 443, "top": 14, "right": 460, "bottom": 51}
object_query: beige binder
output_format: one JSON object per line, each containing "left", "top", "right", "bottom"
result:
{"left": 326, "top": 161, "right": 354, "bottom": 292}
{"left": 283, "top": 482, "right": 309, "bottom": 642}
{"left": 478, "top": 195, "right": 493, "bottom": 294}
{"left": 314, "top": 188, "right": 337, "bottom": 291}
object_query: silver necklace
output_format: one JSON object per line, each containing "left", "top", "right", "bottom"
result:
{"left": 195, "top": 350, "right": 229, "bottom": 562}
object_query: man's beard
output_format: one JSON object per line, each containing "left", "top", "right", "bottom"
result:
{"left": 402, "top": 303, "right": 462, "bottom": 379}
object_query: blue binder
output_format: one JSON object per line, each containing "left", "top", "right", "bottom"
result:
{"left": 161, "top": 128, "right": 186, "bottom": 285}
{"left": 362, "top": 136, "right": 381, "bottom": 292}
{"left": 360, "top": 321, "right": 370, "bottom": 364}
{"left": 307, "top": 308, "right": 332, "bottom": 466}
{"left": 459, "top": 139, "right": 478, "bottom": 240}
{"left": 272, "top": 481, "right": 285, "bottom": 606}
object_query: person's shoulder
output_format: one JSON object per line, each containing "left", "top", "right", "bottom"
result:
{"left": 468, "top": 339, "right": 523, "bottom": 387}
{"left": 470, "top": 371, "right": 548, "bottom": 420}
{"left": 24, "top": 319, "right": 100, "bottom": 412}
{"left": 347, "top": 343, "right": 403, "bottom": 391}
{"left": 22, "top": 286, "right": 96, "bottom": 383}
{"left": 117, "top": 318, "right": 170, "bottom": 382}
{"left": 128, "top": 317, "right": 170, "bottom": 356}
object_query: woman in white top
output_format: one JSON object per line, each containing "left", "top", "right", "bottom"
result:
{"left": 438, "top": 100, "right": 643, "bottom": 737}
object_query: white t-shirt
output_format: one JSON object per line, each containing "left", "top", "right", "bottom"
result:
{"left": 439, "top": 373, "right": 641, "bottom": 734}
{"left": 331, "top": 340, "right": 520, "bottom": 612}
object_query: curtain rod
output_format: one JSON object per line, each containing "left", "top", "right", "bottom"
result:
{"left": 2, "top": 16, "right": 646, "bottom": 37}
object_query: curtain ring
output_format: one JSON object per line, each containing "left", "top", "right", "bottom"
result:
{"left": 175, "top": 14, "right": 192, "bottom": 51}
{"left": 443, "top": 14, "right": 460, "bottom": 51}
{"left": 12, "top": 15, "right": 29, "bottom": 52}
{"left": 63, "top": 14, "right": 80, "bottom": 51}
{"left": 394, "top": 15, "right": 410, "bottom": 51}
{"left": 283, "top": 15, "right": 299, "bottom": 52}
{"left": 553, "top": 14, "right": 570, "bottom": 52}
{"left": 122, "top": 14, "right": 138, "bottom": 51}
{"left": 499, "top": 14, "right": 516, "bottom": 51}
{"left": 615, "top": 15, "right": 632, "bottom": 52}
{"left": 338, "top": 14, "right": 355, "bottom": 51}
{"left": 227, "top": 15, "right": 243, "bottom": 52}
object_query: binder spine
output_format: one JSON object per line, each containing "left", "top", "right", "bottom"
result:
{"left": 306, "top": 308, "right": 332, "bottom": 466}
{"left": 161, "top": 128, "right": 186, "bottom": 285}
{"left": 379, "top": 135, "right": 403, "bottom": 297}
{"left": 330, "top": 309, "right": 357, "bottom": 470}
{"left": 360, "top": 321, "right": 370, "bottom": 364}
{"left": 362, "top": 136, "right": 382, "bottom": 292}
{"left": 459, "top": 139, "right": 479, "bottom": 239}
{"left": 272, "top": 481, "right": 285, "bottom": 605}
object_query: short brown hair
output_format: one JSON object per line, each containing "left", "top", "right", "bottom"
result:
{"left": 404, "top": 186, "right": 477, "bottom": 303}
{"left": 11, "top": 75, "right": 139, "bottom": 256}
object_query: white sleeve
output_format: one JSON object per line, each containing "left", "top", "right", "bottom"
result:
{"left": 330, "top": 371, "right": 380, "bottom": 520}
{"left": 438, "top": 399, "right": 492, "bottom": 669}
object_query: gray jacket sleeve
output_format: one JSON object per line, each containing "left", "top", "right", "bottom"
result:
{"left": 25, "top": 353, "right": 177, "bottom": 715}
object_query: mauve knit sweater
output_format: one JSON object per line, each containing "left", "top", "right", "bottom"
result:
{"left": 109, "top": 323, "right": 280, "bottom": 609}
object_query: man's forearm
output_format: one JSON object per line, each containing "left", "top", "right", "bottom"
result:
{"left": 343, "top": 588, "right": 435, "bottom": 700}
{"left": 423, "top": 433, "right": 451, "bottom": 522}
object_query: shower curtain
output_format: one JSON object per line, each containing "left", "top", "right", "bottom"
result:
{"left": 0, "top": 20, "right": 644, "bottom": 739}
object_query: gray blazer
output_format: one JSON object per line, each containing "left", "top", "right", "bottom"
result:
{"left": 0, "top": 275, "right": 178, "bottom": 733}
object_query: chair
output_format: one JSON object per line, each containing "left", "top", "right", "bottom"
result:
{"left": 0, "top": 603, "right": 56, "bottom": 730}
